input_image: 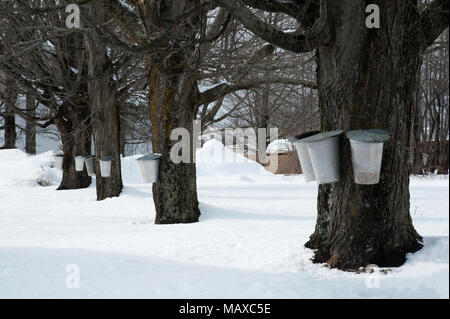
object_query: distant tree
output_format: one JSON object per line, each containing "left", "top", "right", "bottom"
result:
{"left": 412, "top": 29, "right": 449, "bottom": 174}
{"left": 0, "top": 75, "right": 17, "bottom": 149}
{"left": 0, "top": 0, "right": 92, "bottom": 189}
{"left": 25, "top": 92, "right": 36, "bottom": 155}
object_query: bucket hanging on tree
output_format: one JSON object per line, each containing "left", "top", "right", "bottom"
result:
{"left": 74, "top": 156, "right": 86, "bottom": 172}
{"left": 54, "top": 154, "right": 64, "bottom": 170}
{"left": 136, "top": 153, "right": 161, "bottom": 183}
{"left": 305, "top": 130, "right": 343, "bottom": 184}
{"left": 99, "top": 156, "right": 113, "bottom": 178}
{"left": 289, "top": 131, "right": 320, "bottom": 182}
{"left": 84, "top": 156, "right": 96, "bottom": 177}
{"left": 422, "top": 153, "right": 431, "bottom": 166}
{"left": 346, "top": 129, "right": 390, "bottom": 185}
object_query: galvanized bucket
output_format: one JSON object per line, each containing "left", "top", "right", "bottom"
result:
{"left": 74, "top": 156, "right": 85, "bottom": 172}
{"left": 136, "top": 153, "right": 161, "bottom": 183}
{"left": 84, "top": 156, "right": 96, "bottom": 177}
{"left": 289, "top": 131, "right": 320, "bottom": 182}
{"left": 306, "top": 130, "right": 343, "bottom": 184}
{"left": 55, "top": 155, "right": 64, "bottom": 170}
{"left": 99, "top": 156, "right": 113, "bottom": 178}
{"left": 422, "top": 153, "right": 431, "bottom": 166}
{"left": 346, "top": 129, "right": 390, "bottom": 185}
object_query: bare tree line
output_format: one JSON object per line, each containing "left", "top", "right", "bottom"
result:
{"left": 0, "top": 1, "right": 318, "bottom": 199}
{"left": 412, "top": 29, "right": 449, "bottom": 173}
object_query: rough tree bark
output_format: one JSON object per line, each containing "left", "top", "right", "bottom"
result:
{"left": 217, "top": 0, "right": 449, "bottom": 269}
{"left": 85, "top": 9, "right": 123, "bottom": 201}
{"left": 25, "top": 92, "right": 36, "bottom": 155}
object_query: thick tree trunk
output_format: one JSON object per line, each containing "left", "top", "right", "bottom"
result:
{"left": 55, "top": 100, "right": 92, "bottom": 190}
{"left": 85, "top": 17, "right": 123, "bottom": 201}
{"left": 305, "top": 1, "right": 423, "bottom": 269}
{"left": 25, "top": 93, "right": 36, "bottom": 155}
{"left": 149, "top": 60, "right": 201, "bottom": 224}
{"left": 1, "top": 78, "right": 17, "bottom": 149}
{"left": 140, "top": 1, "right": 204, "bottom": 224}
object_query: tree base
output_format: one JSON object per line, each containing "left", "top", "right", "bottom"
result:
{"left": 153, "top": 162, "right": 201, "bottom": 225}
{"left": 305, "top": 234, "right": 423, "bottom": 270}
{"left": 57, "top": 155, "right": 91, "bottom": 190}
{"left": 57, "top": 177, "right": 91, "bottom": 191}
{"left": 155, "top": 211, "right": 201, "bottom": 225}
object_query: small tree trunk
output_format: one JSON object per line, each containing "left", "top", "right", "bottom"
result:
{"left": 25, "top": 93, "right": 36, "bottom": 155}
{"left": 305, "top": 1, "right": 423, "bottom": 269}
{"left": 1, "top": 78, "right": 17, "bottom": 149}
{"left": 85, "top": 17, "right": 123, "bottom": 201}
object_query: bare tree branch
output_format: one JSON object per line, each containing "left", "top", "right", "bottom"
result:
{"left": 215, "top": 0, "right": 313, "bottom": 53}
{"left": 420, "top": 0, "right": 449, "bottom": 49}
{"left": 199, "top": 77, "right": 316, "bottom": 105}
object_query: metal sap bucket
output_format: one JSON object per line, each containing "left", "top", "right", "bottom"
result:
{"left": 84, "top": 156, "right": 96, "bottom": 177}
{"left": 289, "top": 131, "right": 320, "bottom": 182}
{"left": 346, "top": 129, "right": 390, "bottom": 185}
{"left": 422, "top": 153, "right": 431, "bottom": 166}
{"left": 74, "top": 156, "right": 86, "bottom": 172}
{"left": 305, "top": 130, "right": 343, "bottom": 184}
{"left": 55, "top": 154, "right": 64, "bottom": 170}
{"left": 99, "top": 156, "right": 113, "bottom": 178}
{"left": 136, "top": 153, "right": 161, "bottom": 183}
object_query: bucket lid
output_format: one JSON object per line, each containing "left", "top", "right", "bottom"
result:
{"left": 99, "top": 156, "right": 114, "bottom": 162}
{"left": 137, "top": 153, "right": 162, "bottom": 161}
{"left": 300, "top": 130, "right": 344, "bottom": 143}
{"left": 346, "top": 129, "right": 390, "bottom": 143}
{"left": 288, "top": 131, "right": 320, "bottom": 143}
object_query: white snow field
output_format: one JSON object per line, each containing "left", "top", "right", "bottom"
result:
{"left": 0, "top": 140, "right": 448, "bottom": 299}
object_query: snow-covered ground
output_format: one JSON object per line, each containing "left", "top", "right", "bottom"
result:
{"left": 0, "top": 141, "right": 448, "bottom": 298}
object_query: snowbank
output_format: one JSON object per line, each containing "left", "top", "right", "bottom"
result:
{"left": 196, "top": 139, "right": 267, "bottom": 177}
{"left": 0, "top": 149, "right": 61, "bottom": 187}
{"left": 266, "top": 139, "right": 295, "bottom": 154}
